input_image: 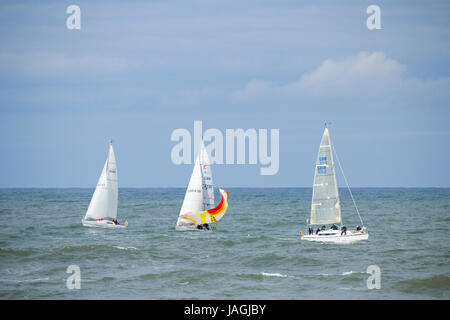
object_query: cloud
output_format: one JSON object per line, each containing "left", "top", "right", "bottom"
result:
{"left": 293, "top": 52, "right": 405, "bottom": 96}
{"left": 232, "top": 79, "right": 273, "bottom": 100}
{"left": 232, "top": 51, "right": 450, "bottom": 105}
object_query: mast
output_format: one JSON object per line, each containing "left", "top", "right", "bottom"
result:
{"left": 327, "top": 125, "right": 342, "bottom": 226}
{"left": 199, "top": 134, "right": 206, "bottom": 210}
{"left": 199, "top": 156, "right": 206, "bottom": 211}
{"left": 199, "top": 138, "right": 214, "bottom": 210}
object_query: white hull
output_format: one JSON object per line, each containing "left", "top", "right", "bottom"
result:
{"left": 301, "top": 229, "right": 368, "bottom": 243}
{"left": 81, "top": 219, "right": 127, "bottom": 229}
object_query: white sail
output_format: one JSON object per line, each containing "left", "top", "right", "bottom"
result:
{"left": 84, "top": 142, "right": 118, "bottom": 221}
{"left": 201, "top": 142, "right": 214, "bottom": 210}
{"left": 177, "top": 140, "right": 214, "bottom": 226}
{"left": 310, "top": 127, "right": 341, "bottom": 225}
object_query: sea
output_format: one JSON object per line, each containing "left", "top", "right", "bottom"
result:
{"left": 0, "top": 188, "right": 449, "bottom": 300}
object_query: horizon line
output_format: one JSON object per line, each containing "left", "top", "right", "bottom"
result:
{"left": 0, "top": 186, "right": 449, "bottom": 189}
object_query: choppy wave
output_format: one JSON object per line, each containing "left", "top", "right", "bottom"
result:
{"left": 0, "top": 277, "right": 50, "bottom": 283}
{"left": 342, "top": 271, "right": 368, "bottom": 276}
{"left": 260, "top": 272, "right": 288, "bottom": 278}
{"left": 114, "top": 246, "right": 138, "bottom": 251}
{"left": 1, "top": 187, "right": 449, "bottom": 299}
{"left": 395, "top": 275, "right": 450, "bottom": 296}
{"left": 0, "top": 247, "right": 41, "bottom": 257}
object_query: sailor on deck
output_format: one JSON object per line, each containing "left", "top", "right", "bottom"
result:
{"left": 341, "top": 224, "right": 347, "bottom": 235}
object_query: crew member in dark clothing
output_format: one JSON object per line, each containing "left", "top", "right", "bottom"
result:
{"left": 356, "top": 225, "right": 362, "bottom": 231}
{"left": 331, "top": 224, "right": 338, "bottom": 230}
{"left": 341, "top": 224, "right": 347, "bottom": 236}
{"left": 196, "top": 224, "right": 210, "bottom": 230}
{"left": 316, "top": 228, "right": 320, "bottom": 235}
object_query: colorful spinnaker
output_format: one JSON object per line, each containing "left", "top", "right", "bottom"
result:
{"left": 178, "top": 189, "right": 229, "bottom": 226}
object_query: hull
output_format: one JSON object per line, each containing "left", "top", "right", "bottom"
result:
{"left": 175, "top": 222, "right": 217, "bottom": 231}
{"left": 301, "top": 229, "right": 368, "bottom": 243}
{"left": 81, "top": 219, "right": 127, "bottom": 229}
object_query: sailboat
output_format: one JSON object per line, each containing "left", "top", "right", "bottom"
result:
{"left": 176, "top": 139, "right": 229, "bottom": 231}
{"left": 82, "top": 141, "right": 128, "bottom": 229}
{"left": 301, "top": 125, "right": 368, "bottom": 243}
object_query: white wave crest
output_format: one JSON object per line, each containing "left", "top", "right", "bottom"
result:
{"left": 342, "top": 270, "right": 368, "bottom": 275}
{"left": 260, "top": 272, "right": 287, "bottom": 278}
{"left": 114, "top": 246, "right": 138, "bottom": 250}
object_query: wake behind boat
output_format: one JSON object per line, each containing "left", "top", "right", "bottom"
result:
{"left": 175, "top": 139, "right": 229, "bottom": 231}
{"left": 301, "top": 125, "right": 368, "bottom": 243}
{"left": 82, "top": 141, "right": 128, "bottom": 229}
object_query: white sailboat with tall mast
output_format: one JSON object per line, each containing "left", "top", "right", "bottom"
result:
{"left": 301, "top": 124, "right": 368, "bottom": 243}
{"left": 176, "top": 139, "right": 229, "bottom": 231}
{"left": 82, "top": 141, "right": 128, "bottom": 229}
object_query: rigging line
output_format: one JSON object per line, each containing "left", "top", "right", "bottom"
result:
{"left": 332, "top": 143, "right": 364, "bottom": 227}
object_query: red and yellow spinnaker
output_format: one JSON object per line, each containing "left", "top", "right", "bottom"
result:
{"left": 180, "top": 189, "right": 229, "bottom": 225}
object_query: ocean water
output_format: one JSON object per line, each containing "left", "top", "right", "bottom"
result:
{"left": 0, "top": 188, "right": 449, "bottom": 300}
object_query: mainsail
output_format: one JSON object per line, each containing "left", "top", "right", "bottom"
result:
{"left": 177, "top": 140, "right": 214, "bottom": 227}
{"left": 84, "top": 142, "right": 118, "bottom": 221}
{"left": 310, "top": 127, "right": 341, "bottom": 225}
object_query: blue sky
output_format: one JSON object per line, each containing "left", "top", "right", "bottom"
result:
{"left": 0, "top": 0, "right": 449, "bottom": 187}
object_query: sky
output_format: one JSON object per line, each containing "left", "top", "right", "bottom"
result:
{"left": 0, "top": 0, "right": 449, "bottom": 187}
